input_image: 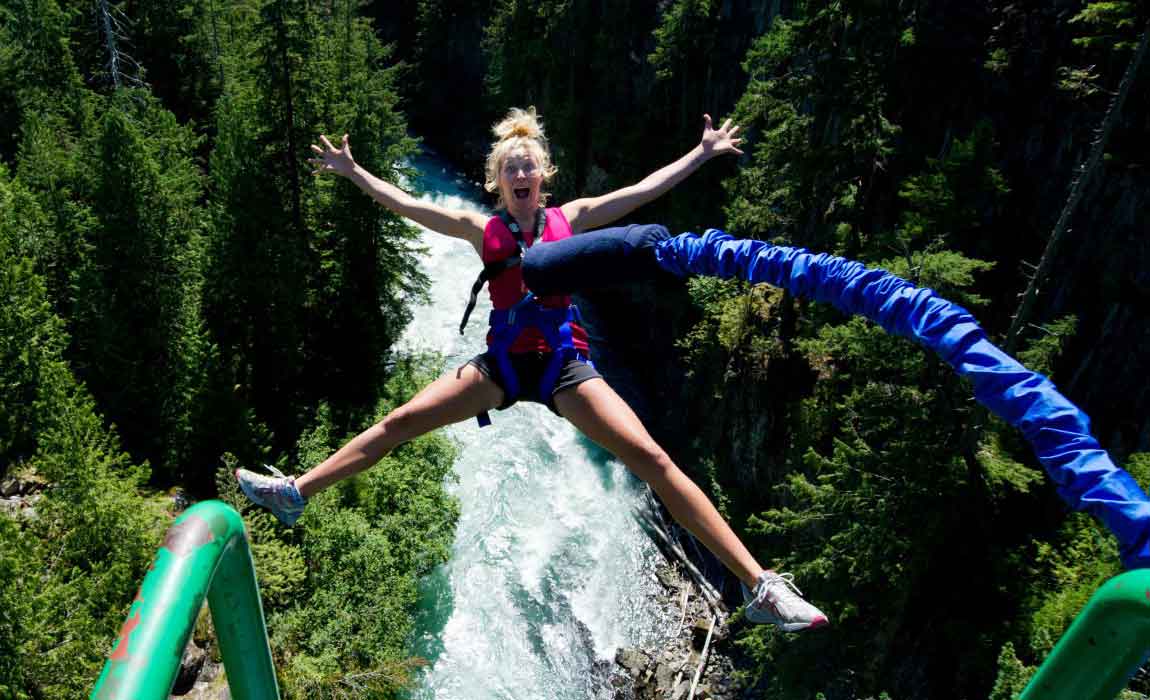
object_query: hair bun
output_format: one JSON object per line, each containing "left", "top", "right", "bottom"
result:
{"left": 492, "top": 107, "right": 546, "bottom": 143}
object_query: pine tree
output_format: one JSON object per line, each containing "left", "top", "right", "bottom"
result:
{"left": 204, "top": 0, "right": 426, "bottom": 452}
{"left": 63, "top": 91, "right": 209, "bottom": 482}
{"left": 302, "top": 0, "right": 425, "bottom": 417}
{"left": 202, "top": 0, "right": 317, "bottom": 453}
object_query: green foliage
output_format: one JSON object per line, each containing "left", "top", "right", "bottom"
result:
{"left": 649, "top": 0, "right": 717, "bottom": 81}
{"left": 482, "top": 0, "right": 568, "bottom": 125}
{"left": 1070, "top": 2, "right": 1141, "bottom": 51}
{"left": 975, "top": 429, "right": 1045, "bottom": 497}
{"left": 726, "top": 8, "right": 902, "bottom": 248}
{"left": 0, "top": 517, "right": 32, "bottom": 699}
{"left": 677, "top": 277, "right": 784, "bottom": 381}
{"left": 213, "top": 357, "right": 458, "bottom": 699}
{"left": 10, "top": 115, "right": 101, "bottom": 417}
{"left": 0, "top": 172, "right": 62, "bottom": 464}
{"left": 985, "top": 47, "right": 1010, "bottom": 75}
{"left": 989, "top": 642, "right": 1033, "bottom": 700}
{"left": 0, "top": 0, "right": 87, "bottom": 161}
{"left": 1056, "top": 64, "right": 1104, "bottom": 98}
{"left": 890, "top": 121, "right": 1009, "bottom": 256}
{"left": 880, "top": 251, "right": 995, "bottom": 309}
{"left": 2, "top": 3, "right": 457, "bottom": 694}
{"left": 0, "top": 187, "right": 165, "bottom": 697}
{"left": 1024, "top": 513, "right": 1121, "bottom": 657}
{"left": 288, "top": 388, "right": 457, "bottom": 696}
{"left": 1016, "top": 316, "right": 1078, "bottom": 377}
{"left": 303, "top": 0, "right": 426, "bottom": 409}
{"left": 203, "top": 0, "right": 425, "bottom": 464}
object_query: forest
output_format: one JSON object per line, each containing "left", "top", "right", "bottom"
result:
{"left": 1, "top": 0, "right": 1148, "bottom": 698}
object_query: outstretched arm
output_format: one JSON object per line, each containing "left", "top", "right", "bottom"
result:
{"left": 310, "top": 134, "right": 487, "bottom": 254}
{"left": 560, "top": 115, "right": 742, "bottom": 232}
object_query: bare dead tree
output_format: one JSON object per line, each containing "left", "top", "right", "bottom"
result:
{"left": 1005, "top": 22, "right": 1150, "bottom": 354}
{"left": 95, "top": 0, "right": 144, "bottom": 89}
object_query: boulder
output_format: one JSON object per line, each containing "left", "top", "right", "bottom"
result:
{"left": 171, "top": 642, "right": 207, "bottom": 695}
{"left": 616, "top": 647, "right": 650, "bottom": 676}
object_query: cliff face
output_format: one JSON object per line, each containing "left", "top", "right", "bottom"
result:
{"left": 584, "top": 5, "right": 1150, "bottom": 484}
{"left": 1057, "top": 168, "right": 1150, "bottom": 457}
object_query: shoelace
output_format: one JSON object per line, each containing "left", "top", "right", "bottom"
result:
{"left": 754, "top": 572, "right": 804, "bottom": 609}
{"left": 257, "top": 464, "right": 303, "bottom": 506}
{"left": 262, "top": 464, "right": 289, "bottom": 479}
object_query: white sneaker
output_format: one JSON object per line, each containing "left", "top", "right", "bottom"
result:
{"left": 235, "top": 465, "right": 307, "bottom": 526}
{"left": 742, "top": 571, "right": 829, "bottom": 631}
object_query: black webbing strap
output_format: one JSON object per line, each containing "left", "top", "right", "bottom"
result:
{"left": 458, "top": 208, "right": 546, "bottom": 334}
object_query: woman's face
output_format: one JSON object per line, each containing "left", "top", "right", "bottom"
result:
{"left": 499, "top": 148, "right": 542, "bottom": 209}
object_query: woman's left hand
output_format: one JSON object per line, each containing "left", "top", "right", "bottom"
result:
{"left": 699, "top": 114, "right": 743, "bottom": 157}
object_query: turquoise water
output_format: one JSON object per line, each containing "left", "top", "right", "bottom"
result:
{"left": 399, "top": 151, "right": 672, "bottom": 699}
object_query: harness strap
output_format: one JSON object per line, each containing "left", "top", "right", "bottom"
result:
{"left": 459, "top": 208, "right": 546, "bottom": 334}
{"left": 480, "top": 293, "right": 583, "bottom": 427}
{"left": 460, "top": 258, "right": 520, "bottom": 334}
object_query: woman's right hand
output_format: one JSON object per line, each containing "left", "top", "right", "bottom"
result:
{"left": 309, "top": 134, "right": 357, "bottom": 177}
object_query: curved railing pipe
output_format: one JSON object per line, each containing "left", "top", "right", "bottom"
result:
{"left": 1021, "top": 569, "right": 1150, "bottom": 700}
{"left": 91, "top": 500, "right": 279, "bottom": 699}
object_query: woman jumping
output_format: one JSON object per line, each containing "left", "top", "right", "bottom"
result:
{"left": 236, "top": 107, "right": 828, "bottom": 632}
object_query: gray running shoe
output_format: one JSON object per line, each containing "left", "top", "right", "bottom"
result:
{"left": 742, "top": 571, "right": 829, "bottom": 631}
{"left": 235, "top": 465, "right": 307, "bottom": 526}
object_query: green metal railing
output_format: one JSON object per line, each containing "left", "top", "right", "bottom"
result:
{"left": 1021, "top": 569, "right": 1150, "bottom": 700}
{"left": 91, "top": 500, "right": 280, "bottom": 699}
{"left": 89, "top": 498, "right": 1150, "bottom": 699}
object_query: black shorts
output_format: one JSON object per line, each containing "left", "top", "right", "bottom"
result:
{"left": 467, "top": 350, "right": 601, "bottom": 413}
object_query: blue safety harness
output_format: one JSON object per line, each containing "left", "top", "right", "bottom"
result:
{"left": 460, "top": 208, "right": 586, "bottom": 427}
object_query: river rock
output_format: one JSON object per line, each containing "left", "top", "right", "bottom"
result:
{"left": 0, "top": 495, "right": 39, "bottom": 521}
{"left": 616, "top": 647, "right": 650, "bottom": 676}
{"left": 1, "top": 470, "right": 47, "bottom": 497}
{"left": 655, "top": 564, "right": 680, "bottom": 591}
{"left": 690, "top": 616, "right": 728, "bottom": 647}
{"left": 654, "top": 660, "right": 675, "bottom": 692}
{"left": 171, "top": 641, "right": 207, "bottom": 695}
{"left": 170, "top": 657, "right": 228, "bottom": 700}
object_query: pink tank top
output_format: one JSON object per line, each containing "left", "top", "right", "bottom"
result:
{"left": 481, "top": 207, "right": 590, "bottom": 354}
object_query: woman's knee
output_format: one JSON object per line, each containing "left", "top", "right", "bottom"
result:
{"left": 379, "top": 405, "right": 424, "bottom": 443}
{"left": 621, "top": 439, "right": 677, "bottom": 480}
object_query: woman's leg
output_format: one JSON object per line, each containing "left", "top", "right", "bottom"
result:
{"left": 552, "top": 377, "right": 764, "bottom": 588}
{"left": 295, "top": 364, "right": 504, "bottom": 497}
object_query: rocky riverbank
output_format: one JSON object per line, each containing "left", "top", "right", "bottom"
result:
{"left": 612, "top": 558, "right": 743, "bottom": 700}
{"left": 609, "top": 496, "right": 753, "bottom": 700}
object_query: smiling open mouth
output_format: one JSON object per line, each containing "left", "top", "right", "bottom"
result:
{"left": 514, "top": 188, "right": 530, "bottom": 199}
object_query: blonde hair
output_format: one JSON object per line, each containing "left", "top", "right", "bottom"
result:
{"left": 484, "top": 107, "right": 558, "bottom": 208}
